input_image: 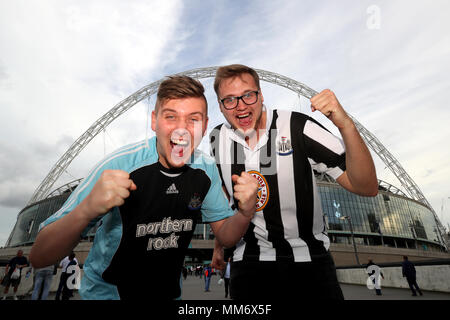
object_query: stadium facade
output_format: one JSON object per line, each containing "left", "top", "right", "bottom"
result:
{"left": 3, "top": 173, "right": 447, "bottom": 266}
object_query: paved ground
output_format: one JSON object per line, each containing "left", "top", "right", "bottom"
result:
{"left": 9, "top": 275, "right": 450, "bottom": 300}
{"left": 182, "top": 276, "right": 450, "bottom": 300}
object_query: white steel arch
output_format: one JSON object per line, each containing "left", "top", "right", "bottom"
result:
{"left": 27, "top": 66, "right": 446, "bottom": 245}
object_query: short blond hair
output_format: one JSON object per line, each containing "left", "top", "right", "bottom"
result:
{"left": 155, "top": 76, "right": 207, "bottom": 113}
{"left": 214, "top": 64, "right": 261, "bottom": 96}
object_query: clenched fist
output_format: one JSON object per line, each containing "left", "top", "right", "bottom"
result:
{"left": 82, "top": 169, "right": 137, "bottom": 221}
{"left": 232, "top": 171, "right": 259, "bottom": 219}
{"left": 310, "top": 89, "right": 353, "bottom": 130}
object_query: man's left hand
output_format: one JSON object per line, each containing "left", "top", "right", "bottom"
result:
{"left": 310, "top": 89, "right": 353, "bottom": 129}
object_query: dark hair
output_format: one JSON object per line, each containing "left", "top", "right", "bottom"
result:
{"left": 403, "top": 256, "right": 408, "bottom": 260}
{"left": 155, "top": 75, "right": 207, "bottom": 113}
{"left": 214, "top": 64, "right": 261, "bottom": 96}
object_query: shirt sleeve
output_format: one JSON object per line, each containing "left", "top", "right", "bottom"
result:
{"left": 38, "top": 154, "right": 125, "bottom": 237}
{"left": 303, "top": 118, "right": 346, "bottom": 180}
{"left": 200, "top": 159, "right": 235, "bottom": 223}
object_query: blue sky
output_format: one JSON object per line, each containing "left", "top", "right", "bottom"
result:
{"left": 1, "top": 0, "right": 449, "bottom": 247}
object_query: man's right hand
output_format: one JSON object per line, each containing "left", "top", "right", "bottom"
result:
{"left": 232, "top": 172, "right": 258, "bottom": 219}
{"left": 211, "top": 244, "right": 226, "bottom": 271}
{"left": 81, "top": 169, "right": 137, "bottom": 221}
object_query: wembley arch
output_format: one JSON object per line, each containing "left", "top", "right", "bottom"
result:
{"left": 26, "top": 66, "right": 446, "bottom": 244}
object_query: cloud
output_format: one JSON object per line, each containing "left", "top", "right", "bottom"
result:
{"left": 0, "top": 0, "right": 187, "bottom": 245}
{"left": 0, "top": 134, "right": 78, "bottom": 207}
{"left": 0, "top": 60, "right": 11, "bottom": 90}
{"left": 0, "top": 0, "right": 185, "bottom": 162}
{"left": 0, "top": 0, "right": 185, "bottom": 134}
{"left": 194, "top": 0, "right": 450, "bottom": 228}
{"left": 1, "top": 0, "right": 450, "bottom": 247}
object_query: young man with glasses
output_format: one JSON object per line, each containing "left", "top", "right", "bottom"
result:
{"left": 209, "top": 64, "right": 378, "bottom": 300}
{"left": 30, "top": 75, "right": 258, "bottom": 300}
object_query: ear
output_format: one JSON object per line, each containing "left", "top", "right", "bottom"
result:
{"left": 151, "top": 110, "right": 157, "bottom": 131}
{"left": 218, "top": 99, "right": 225, "bottom": 115}
{"left": 203, "top": 116, "right": 209, "bottom": 137}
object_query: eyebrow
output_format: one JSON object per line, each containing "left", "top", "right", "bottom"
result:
{"left": 161, "top": 109, "right": 204, "bottom": 117}
{"left": 222, "top": 89, "right": 257, "bottom": 98}
{"left": 188, "top": 112, "right": 204, "bottom": 117}
{"left": 160, "top": 108, "right": 177, "bottom": 113}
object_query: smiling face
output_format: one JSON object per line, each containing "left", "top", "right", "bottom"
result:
{"left": 218, "top": 73, "right": 266, "bottom": 137}
{"left": 152, "top": 97, "right": 208, "bottom": 168}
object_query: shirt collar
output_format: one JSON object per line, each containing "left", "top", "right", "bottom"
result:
{"left": 224, "top": 104, "right": 273, "bottom": 151}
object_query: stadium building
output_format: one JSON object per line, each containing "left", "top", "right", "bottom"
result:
{"left": 2, "top": 173, "right": 448, "bottom": 267}
{"left": 1, "top": 67, "right": 449, "bottom": 266}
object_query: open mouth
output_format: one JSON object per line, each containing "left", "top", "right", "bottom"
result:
{"left": 236, "top": 112, "right": 252, "bottom": 128}
{"left": 170, "top": 137, "right": 190, "bottom": 159}
{"left": 170, "top": 138, "right": 189, "bottom": 146}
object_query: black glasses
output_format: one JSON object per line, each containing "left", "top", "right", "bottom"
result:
{"left": 220, "top": 91, "right": 259, "bottom": 110}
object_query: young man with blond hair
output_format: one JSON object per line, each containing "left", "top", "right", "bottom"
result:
{"left": 30, "top": 75, "right": 258, "bottom": 300}
{"left": 210, "top": 64, "right": 378, "bottom": 300}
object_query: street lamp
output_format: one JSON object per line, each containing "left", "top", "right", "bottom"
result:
{"left": 441, "top": 197, "right": 450, "bottom": 231}
{"left": 433, "top": 227, "right": 441, "bottom": 245}
{"left": 340, "top": 215, "right": 360, "bottom": 266}
{"left": 409, "top": 222, "right": 418, "bottom": 249}
{"left": 374, "top": 219, "right": 384, "bottom": 246}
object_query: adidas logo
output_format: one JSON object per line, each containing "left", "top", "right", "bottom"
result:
{"left": 166, "top": 183, "right": 179, "bottom": 194}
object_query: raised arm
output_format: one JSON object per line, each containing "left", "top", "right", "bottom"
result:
{"left": 209, "top": 172, "right": 258, "bottom": 249}
{"left": 310, "top": 89, "right": 378, "bottom": 196}
{"left": 29, "top": 169, "right": 136, "bottom": 268}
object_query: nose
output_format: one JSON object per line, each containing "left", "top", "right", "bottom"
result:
{"left": 175, "top": 117, "right": 188, "bottom": 129}
{"left": 236, "top": 97, "right": 247, "bottom": 111}
{"left": 170, "top": 129, "right": 190, "bottom": 147}
{"left": 172, "top": 127, "right": 189, "bottom": 137}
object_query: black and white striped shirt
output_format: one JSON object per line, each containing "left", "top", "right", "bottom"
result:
{"left": 210, "top": 107, "right": 346, "bottom": 263}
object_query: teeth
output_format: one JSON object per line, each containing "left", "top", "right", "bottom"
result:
{"left": 171, "top": 138, "right": 188, "bottom": 146}
{"left": 237, "top": 113, "right": 250, "bottom": 118}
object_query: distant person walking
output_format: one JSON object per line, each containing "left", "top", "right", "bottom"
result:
{"left": 55, "top": 252, "right": 78, "bottom": 300}
{"left": 61, "top": 253, "right": 78, "bottom": 300}
{"left": 182, "top": 266, "right": 188, "bottom": 280}
{"left": 402, "top": 256, "right": 423, "bottom": 296}
{"left": 204, "top": 264, "right": 213, "bottom": 292}
{"left": 31, "top": 264, "right": 55, "bottom": 300}
{"left": 1, "top": 250, "right": 29, "bottom": 300}
{"left": 223, "top": 258, "right": 231, "bottom": 299}
{"left": 197, "top": 265, "right": 203, "bottom": 278}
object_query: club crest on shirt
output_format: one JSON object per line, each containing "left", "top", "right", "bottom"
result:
{"left": 188, "top": 193, "right": 202, "bottom": 210}
{"left": 277, "top": 136, "right": 293, "bottom": 156}
{"left": 248, "top": 171, "right": 269, "bottom": 212}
